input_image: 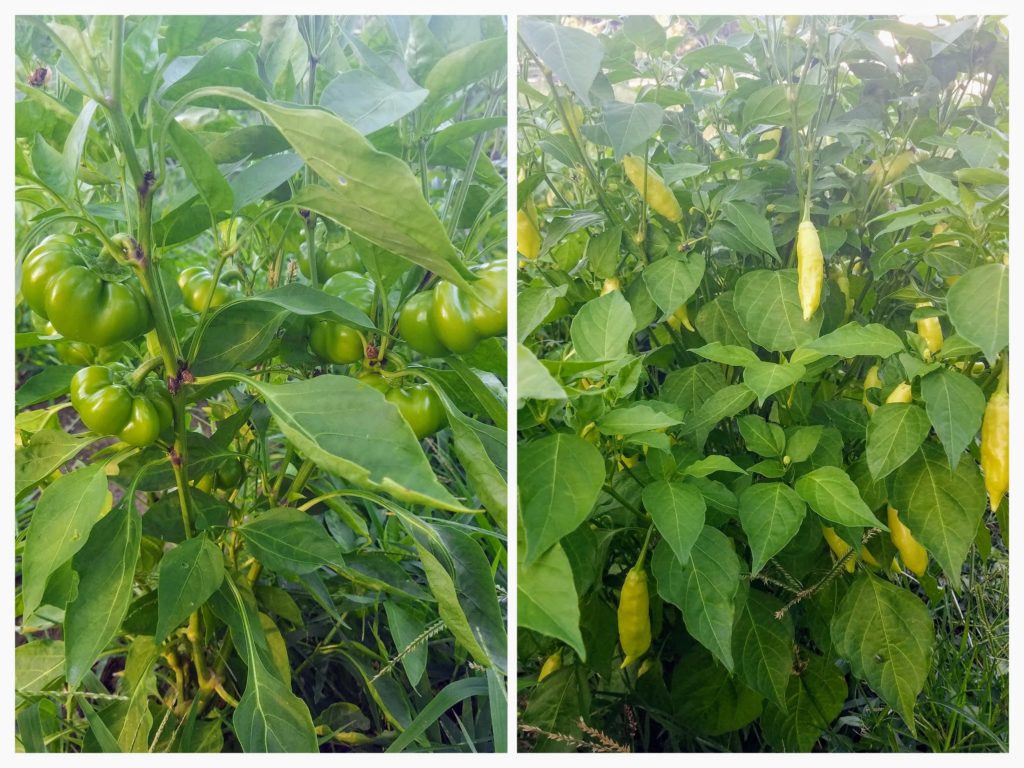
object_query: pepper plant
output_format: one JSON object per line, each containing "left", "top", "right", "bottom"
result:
{"left": 15, "top": 15, "right": 508, "bottom": 752}
{"left": 517, "top": 15, "right": 1008, "bottom": 752}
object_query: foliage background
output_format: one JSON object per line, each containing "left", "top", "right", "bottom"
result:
{"left": 14, "top": 14, "right": 508, "bottom": 753}
{"left": 516, "top": 14, "right": 1008, "bottom": 753}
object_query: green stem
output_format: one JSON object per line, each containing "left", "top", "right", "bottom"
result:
{"left": 285, "top": 459, "right": 316, "bottom": 501}
{"left": 637, "top": 525, "right": 655, "bottom": 569}
{"left": 127, "top": 356, "right": 164, "bottom": 388}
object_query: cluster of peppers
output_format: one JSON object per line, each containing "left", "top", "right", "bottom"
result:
{"left": 301, "top": 250, "right": 507, "bottom": 440}
{"left": 22, "top": 232, "right": 508, "bottom": 450}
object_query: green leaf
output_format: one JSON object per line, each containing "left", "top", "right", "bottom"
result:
{"left": 832, "top": 574, "right": 934, "bottom": 731}
{"left": 239, "top": 508, "right": 346, "bottom": 575}
{"left": 430, "top": 524, "right": 507, "bottom": 673}
{"left": 736, "top": 415, "right": 786, "bottom": 458}
{"left": 64, "top": 504, "right": 141, "bottom": 686}
{"left": 168, "top": 120, "right": 234, "bottom": 215}
{"left": 655, "top": 528, "right": 741, "bottom": 670}
{"left": 386, "top": 677, "right": 491, "bottom": 753}
{"left": 519, "top": 20, "right": 603, "bottom": 105}
{"left": 742, "top": 84, "right": 823, "bottom": 129}
{"left": 62, "top": 98, "right": 98, "bottom": 187}
{"left": 681, "top": 43, "right": 752, "bottom": 72}
{"left": 794, "top": 467, "right": 883, "bottom": 528}
{"left": 190, "top": 284, "right": 373, "bottom": 375}
{"left": 661, "top": 363, "right": 726, "bottom": 414}
{"left": 187, "top": 87, "right": 469, "bottom": 286}
{"left": 248, "top": 375, "right": 468, "bottom": 512}
{"left": 423, "top": 37, "right": 506, "bottom": 101}
{"left": 570, "top": 290, "right": 635, "bottom": 360}
{"left": 694, "top": 292, "right": 751, "bottom": 348}
{"left": 743, "top": 361, "right": 806, "bottom": 406}
{"left": 597, "top": 403, "right": 681, "bottom": 435}
{"left": 623, "top": 15, "right": 667, "bottom": 51}
{"left": 865, "top": 404, "right": 932, "bottom": 480}
{"left": 892, "top": 443, "right": 986, "bottom": 591}
{"left": 16, "top": 430, "right": 96, "bottom": 499}
{"left": 681, "top": 384, "right": 757, "bottom": 449}
{"left": 520, "top": 433, "right": 605, "bottom": 565}
{"left": 320, "top": 69, "right": 428, "bottom": 135}
{"left": 642, "top": 481, "right": 706, "bottom": 565}
{"left": 110, "top": 636, "right": 160, "bottom": 751}
{"left": 760, "top": 651, "right": 846, "bottom": 751}
{"left": 732, "top": 590, "right": 794, "bottom": 709}
{"left": 722, "top": 201, "right": 779, "bottom": 259}
{"left": 232, "top": 637, "right": 317, "bottom": 752}
{"left": 21, "top": 464, "right": 108, "bottom": 620}
{"left": 15, "top": 639, "right": 65, "bottom": 699}
{"left": 670, "top": 647, "right": 761, "bottom": 737}
{"left": 734, "top": 269, "right": 823, "bottom": 351}
{"left": 802, "top": 322, "right": 905, "bottom": 358}
{"left": 643, "top": 253, "right": 706, "bottom": 315}
{"left": 602, "top": 101, "right": 665, "bottom": 159}
{"left": 156, "top": 534, "right": 225, "bottom": 641}
{"left": 682, "top": 455, "right": 747, "bottom": 478}
{"left": 516, "top": 344, "right": 567, "bottom": 405}
{"left": 518, "top": 541, "right": 586, "bottom": 660}
{"left": 946, "top": 263, "right": 1008, "bottom": 364}
{"left": 409, "top": 529, "right": 494, "bottom": 670}
{"left": 738, "top": 483, "right": 807, "bottom": 575}
{"left": 690, "top": 342, "right": 760, "bottom": 367}
{"left": 919, "top": 369, "right": 986, "bottom": 469}
{"left": 916, "top": 166, "right": 959, "bottom": 204}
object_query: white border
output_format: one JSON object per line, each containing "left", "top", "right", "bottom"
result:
{"left": 2, "top": 2, "right": 1022, "bottom": 763}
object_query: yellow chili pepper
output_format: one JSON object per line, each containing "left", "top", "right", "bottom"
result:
{"left": 867, "top": 150, "right": 918, "bottom": 188}
{"left": 757, "top": 128, "right": 782, "bottom": 161}
{"left": 796, "top": 219, "right": 823, "bottom": 321}
{"left": 822, "top": 526, "right": 856, "bottom": 573}
{"left": 517, "top": 209, "right": 541, "bottom": 260}
{"left": 623, "top": 155, "right": 683, "bottom": 222}
{"left": 783, "top": 15, "right": 801, "bottom": 36}
{"left": 601, "top": 277, "right": 621, "bottom": 296}
{"left": 863, "top": 364, "right": 882, "bottom": 415}
{"left": 888, "top": 506, "right": 928, "bottom": 577}
{"left": 981, "top": 366, "right": 1009, "bottom": 511}
{"left": 667, "top": 303, "right": 695, "bottom": 332}
{"left": 886, "top": 382, "right": 913, "bottom": 404}
{"left": 618, "top": 565, "right": 651, "bottom": 668}
{"left": 538, "top": 649, "right": 562, "bottom": 682}
{"left": 916, "top": 302, "right": 943, "bottom": 358}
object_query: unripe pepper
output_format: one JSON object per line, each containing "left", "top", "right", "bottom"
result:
{"left": 863, "top": 364, "right": 882, "bottom": 415}
{"left": 517, "top": 210, "right": 541, "bottom": 260}
{"left": 784, "top": 15, "right": 801, "bottom": 36}
{"left": 617, "top": 565, "right": 651, "bottom": 668}
{"left": 981, "top": 366, "right": 1009, "bottom": 511}
{"left": 70, "top": 366, "right": 173, "bottom": 447}
{"left": 622, "top": 155, "right": 682, "bottom": 222}
{"left": 177, "top": 266, "right": 236, "bottom": 313}
{"left": 915, "top": 302, "right": 943, "bottom": 357}
{"left": 22, "top": 234, "right": 153, "bottom": 347}
{"left": 796, "top": 219, "right": 823, "bottom": 321}
{"left": 888, "top": 506, "right": 928, "bottom": 577}
{"left": 886, "top": 382, "right": 913, "bottom": 404}
{"left": 538, "top": 649, "right": 562, "bottom": 682}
